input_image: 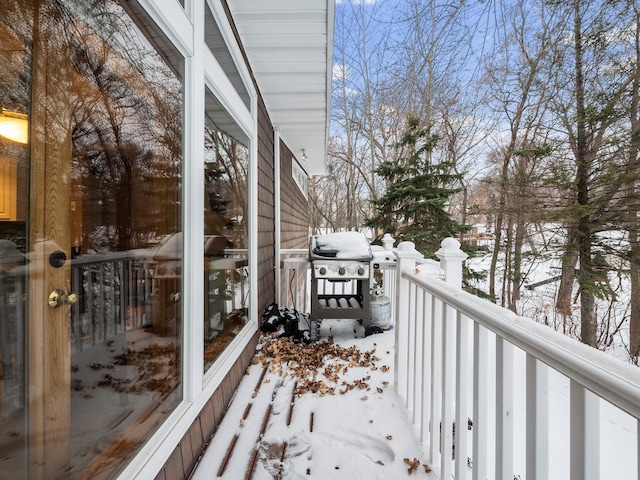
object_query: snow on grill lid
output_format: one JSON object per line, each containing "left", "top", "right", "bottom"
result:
{"left": 310, "top": 232, "right": 372, "bottom": 260}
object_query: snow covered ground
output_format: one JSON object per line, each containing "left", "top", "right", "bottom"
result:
{"left": 192, "top": 319, "right": 434, "bottom": 480}
{"left": 192, "top": 240, "right": 639, "bottom": 479}
{"left": 191, "top": 317, "right": 638, "bottom": 479}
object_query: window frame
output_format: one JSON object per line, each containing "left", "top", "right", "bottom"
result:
{"left": 115, "top": 0, "right": 258, "bottom": 478}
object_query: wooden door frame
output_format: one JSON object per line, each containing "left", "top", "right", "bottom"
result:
{"left": 27, "top": 1, "right": 73, "bottom": 476}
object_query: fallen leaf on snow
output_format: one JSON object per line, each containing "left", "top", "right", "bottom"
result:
{"left": 404, "top": 457, "right": 420, "bottom": 474}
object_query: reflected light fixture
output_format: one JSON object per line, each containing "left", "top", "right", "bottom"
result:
{"left": 0, "top": 109, "right": 29, "bottom": 144}
{"left": 301, "top": 149, "right": 308, "bottom": 162}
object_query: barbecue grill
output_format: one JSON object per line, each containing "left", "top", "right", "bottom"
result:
{"left": 309, "top": 232, "right": 372, "bottom": 340}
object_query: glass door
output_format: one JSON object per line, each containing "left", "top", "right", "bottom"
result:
{"left": 0, "top": 2, "right": 35, "bottom": 478}
{"left": 1, "top": 1, "right": 184, "bottom": 478}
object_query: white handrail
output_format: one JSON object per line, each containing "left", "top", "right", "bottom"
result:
{"left": 394, "top": 238, "right": 640, "bottom": 480}
{"left": 404, "top": 270, "right": 640, "bottom": 419}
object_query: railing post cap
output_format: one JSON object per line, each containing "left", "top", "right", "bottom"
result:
{"left": 395, "top": 241, "right": 423, "bottom": 259}
{"left": 436, "top": 237, "right": 468, "bottom": 260}
{"left": 382, "top": 233, "right": 395, "bottom": 251}
{"left": 441, "top": 237, "right": 460, "bottom": 250}
{"left": 397, "top": 240, "right": 415, "bottom": 251}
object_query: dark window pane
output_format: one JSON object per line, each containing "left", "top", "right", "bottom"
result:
{"left": 203, "top": 87, "right": 249, "bottom": 371}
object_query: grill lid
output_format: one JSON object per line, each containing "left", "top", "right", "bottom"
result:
{"left": 309, "top": 232, "right": 373, "bottom": 261}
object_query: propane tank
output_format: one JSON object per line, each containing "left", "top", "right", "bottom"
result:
{"left": 370, "top": 284, "right": 391, "bottom": 328}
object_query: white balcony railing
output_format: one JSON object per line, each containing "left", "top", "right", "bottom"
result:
{"left": 280, "top": 237, "right": 640, "bottom": 480}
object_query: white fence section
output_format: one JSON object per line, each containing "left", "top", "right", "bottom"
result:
{"left": 279, "top": 236, "right": 640, "bottom": 479}
{"left": 394, "top": 238, "right": 640, "bottom": 480}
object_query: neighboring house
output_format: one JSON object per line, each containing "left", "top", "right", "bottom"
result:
{"left": 0, "top": 0, "right": 333, "bottom": 479}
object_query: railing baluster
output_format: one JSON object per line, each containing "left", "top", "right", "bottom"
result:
{"left": 111, "top": 262, "right": 117, "bottom": 333}
{"left": 88, "top": 265, "right": 95, "bottom": 345}
{"left": 441, "top": 303, "right": 456, "bottom": 479}
{"left": 302, "top": 267, "right": 309, "bottom": 312}
{"left": 429, "top": 296, "right": 443, "bottom": 466}
{"left": 119, "top": 260, "right": 127, "bottom": 331}
{"left": 570, "top": 380, "right": 600, "bottom": 480}
{"left": 526, "top": 354, "right": 549, "bottom": 479}
{"left": 383, "top": 266, "right": 396, "bottom": 325}
{"left": 407, "top": 281, "right": 417, "bottom": 417}
{"left": 130, "top": 261, "right": 137, "bottom": 328}
{"left": 473, "top": 322, "right": 489, "bottom": 480}
{"left": 395, "top": 260, "right": 412, "bottom": 408}
{"left": 232, "top": 260, "right": 237, "bottom": 311}
{"left": 420, "top": 288, "right": 432, "bottom": 443}
{"left": 496, "top": 337, "right": 514, "bottom": 480}
{"left": 283, "top": 263, "right": 292, "bottom": 306}
{"left": 456, "top": 311, "right": 471, "bottom": 480}
{"left": 412, "top": 286, "right": 424, "bottom": 428}
{"left": 71, "top": 264, "right": 82, "bottom": 351}
{"left": 98, "top": 263, "right": 106, "bottom": 341}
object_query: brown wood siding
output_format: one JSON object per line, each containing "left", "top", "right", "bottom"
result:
{"left": 256, "top": 95, "right": 276, "bottom": 316}
{"left": 280, "top": 142, "right": 310, "bottom": 250}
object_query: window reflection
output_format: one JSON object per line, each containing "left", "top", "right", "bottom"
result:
{"left": 0, "top": 0, "right": 183, "bottom": 478}
{"left": 203, "top": 88, "right": 249, "bottom": 371}
{"left": 0, "top": 3, "right": 33, "bottom": 476}
{"left": 66, "top": 1, "right": 184, "bottom": 476}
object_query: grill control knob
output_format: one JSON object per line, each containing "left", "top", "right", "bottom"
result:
{"left": 338, "top": 266, "right": 346, "bottom": 276}
{"left": 319, "top": 267, "right": 327, "bottom": 275}
{"left": 357, "top": 266, "right": 365, "bottom": 276}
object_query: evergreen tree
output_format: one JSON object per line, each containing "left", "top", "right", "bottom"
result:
{"left": 366, "top": 116, "right": 468, "bottom": 256}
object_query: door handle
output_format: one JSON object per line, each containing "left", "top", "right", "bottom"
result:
{"left": 48, "top": 289, "right": 78, "bottom": 308}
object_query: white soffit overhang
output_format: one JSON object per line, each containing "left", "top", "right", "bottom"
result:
{"left": 228, "top": 0, "right": 334, "bottom": 175}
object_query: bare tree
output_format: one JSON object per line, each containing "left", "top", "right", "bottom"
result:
{"left": 317, "top": 0, "right": 491, "bottom": 240}
{"left": 625, "top": 2, "right": 640, "bottom": 359}
{"left": 481, "top": 0, "right": 566, "bottom": 303}
{"left": 548, "top": 0, "right": 638, "bottom": 347}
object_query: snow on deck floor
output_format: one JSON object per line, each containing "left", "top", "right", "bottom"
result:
{"left": 191, "top": 318, "right": 434, "bottom": 480}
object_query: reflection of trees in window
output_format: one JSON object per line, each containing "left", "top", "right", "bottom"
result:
{"left": 204, "top": 125, "right": 247, "bottom": 248}
{"left": 65, "top": 1, "right": 182, "bottom": 252}
{"left": 0, "top": 3, "right": 35, "bottom": 235}
{"left": 0, "top": 2, "right": 32, "bottom": 117}
{"left": 1, "top": 0, "right": 183, "bottom": 253}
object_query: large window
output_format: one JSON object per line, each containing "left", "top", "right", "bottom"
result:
{"left": 0, "top": 0, "right": 184, "bottom": 478}
{"left": 203, "top": 87, "right": 250, "bottom": 371}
